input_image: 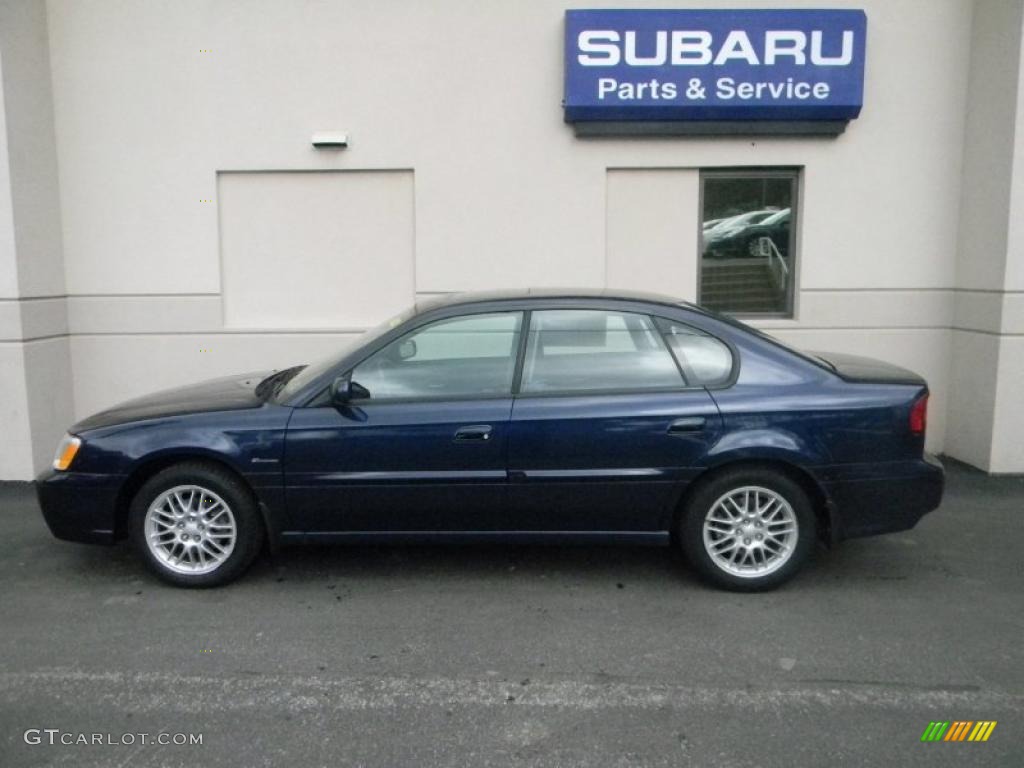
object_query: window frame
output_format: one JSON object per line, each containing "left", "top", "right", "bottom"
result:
{"left": 304, "top": 304, "right": 739, "bottom": 406}
{"left": 697, "top": 167, "right": 800, "bottom": 319}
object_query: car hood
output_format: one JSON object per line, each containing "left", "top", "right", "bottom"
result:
{"left": 72, "top": 371, "right": 272, "bottom": 433}
{"left": 811, "top": 351, "right": 926, "bottom": 386}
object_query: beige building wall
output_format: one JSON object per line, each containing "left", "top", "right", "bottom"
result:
{"left": 0, "top": 0, "right": 72, "bottom": 479}
{"left": 218, "top": 170, "right": 416, "bottom": 330}
{"left": 605, "top": 169, "right": 699, "bottom": 298}
{"left": 947, "top": 0, "right": 1024, "bottom": 472}
{"left": 0, "top": 0, "right": 1022, "bottom": 477}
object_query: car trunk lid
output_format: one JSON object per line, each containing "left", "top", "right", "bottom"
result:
{"left": 810, "top": 351, "right": 926, "bottom": 386}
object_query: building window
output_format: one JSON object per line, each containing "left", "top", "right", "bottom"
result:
{"left": 699, "top": 170, "right": 798, "bottom": 316}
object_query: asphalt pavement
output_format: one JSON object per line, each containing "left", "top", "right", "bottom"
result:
{"left": 0, "top": 460, "right": 1021, "bottom": 767}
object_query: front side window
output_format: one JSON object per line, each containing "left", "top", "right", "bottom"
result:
{"left": 520, "top": 310, "right": 683, "bottom": 394}
{"left": 274, "top": 305, "right": 417, "bottom": 401}
{"left": 351, "top": 312, "right": 522, "bottom": 400}
{"left": 700, "top": 170, "right": 797, "bottom": 316}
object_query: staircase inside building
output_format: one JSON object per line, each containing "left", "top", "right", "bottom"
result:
{"left": 700, "top": 258, "right": 787, "bottom": 314}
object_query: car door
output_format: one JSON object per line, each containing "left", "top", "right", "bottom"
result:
{"left": 284, "top": 311, "right": 524, "bottom": 534}
{"left": 507, "top": 309, "right": 726, "bottom": 533}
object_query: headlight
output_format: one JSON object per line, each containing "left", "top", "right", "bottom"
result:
{"left": 52, "top": 434, "right": 82, "bottom": 471}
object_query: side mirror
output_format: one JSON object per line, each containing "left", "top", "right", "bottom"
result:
{"left": 330, "top": 376, "right": 370, "bottom": 405}
{"left": 329, "top": 376, "right": 353, "bottom": 404}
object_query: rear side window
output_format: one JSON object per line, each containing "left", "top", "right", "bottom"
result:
{"left": 656, "top": 319, "right": 734, "bottom": 387}
{"left": 520, "top": 310, "right": 683, "bottom": 394}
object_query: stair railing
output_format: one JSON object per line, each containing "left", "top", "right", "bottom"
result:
{"left": 754, "top": 237, "right": 789, "bottom": 293}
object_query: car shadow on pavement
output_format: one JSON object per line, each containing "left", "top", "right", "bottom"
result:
{"left": 50, "top": 533, "right": 917, "bottom": 593}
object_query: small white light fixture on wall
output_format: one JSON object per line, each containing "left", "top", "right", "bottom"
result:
{"left": 311, "top": 131, "right": 349, "bottom": 149}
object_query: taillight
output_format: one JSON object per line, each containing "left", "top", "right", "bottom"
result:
{"left": 909, "top": 393, "right": 928, "bottom": 435}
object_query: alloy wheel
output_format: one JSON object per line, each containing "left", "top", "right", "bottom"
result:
{"left": 701, "top": 485, "right": 799, "bottom": 578}
{"left": 145, "top": 485, "right": 237, "bottom": 575}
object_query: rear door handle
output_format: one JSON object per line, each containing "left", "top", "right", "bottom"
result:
{"left": 667, "top": 416, "right": 706, "bottom": 434}
{"left": 454, "top": 424, "right": 492, "bottom": 442}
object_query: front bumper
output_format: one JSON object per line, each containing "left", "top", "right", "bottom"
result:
{"left": 822, "top": 453, "right": 945, "bottom": 541}
{"left": 35, "top": 469, "right": 122, "bottom": 545}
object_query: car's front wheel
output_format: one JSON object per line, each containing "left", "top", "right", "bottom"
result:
{"left": 129, "top": 462, "right": 263, "bottom": 587}
{"left": 679, "top": 469, "right": 816, "bottom": 591}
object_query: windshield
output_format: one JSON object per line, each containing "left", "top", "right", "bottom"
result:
{"left": 269, "top": 305, "right": 418, "bottom": 402}
{"left": 707, "top": 209, "right": 776, "bottom": 234}
{"left": 759, "top": 208, "right": 790, "bottom": 226}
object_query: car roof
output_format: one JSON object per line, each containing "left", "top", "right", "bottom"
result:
{"left": 415, "top": 288, "right": 705, "bottom": 315}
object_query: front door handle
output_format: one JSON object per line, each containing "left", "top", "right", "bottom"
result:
{"left": 454, "top": 424, "right": 492, "bottom": 442}
{"left": 667, "top": 416, "right": 706, "bottom": 434}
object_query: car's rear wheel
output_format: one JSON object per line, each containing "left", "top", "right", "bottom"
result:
{"left": 129, "top": 462, "right": 262, "bottom": 587}
{"left": 679, "top": 469, "right": 816, "bottom": 591}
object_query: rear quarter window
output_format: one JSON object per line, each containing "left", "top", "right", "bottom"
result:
{"left": 656, "top": 318, "right": 734, "bottom": 387}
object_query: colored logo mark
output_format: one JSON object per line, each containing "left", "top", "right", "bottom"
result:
{"left": 920, "top": 721, "right": 997, "bottom": 742}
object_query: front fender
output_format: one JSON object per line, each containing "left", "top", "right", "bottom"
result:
{"left": 74, "top": 405, "right": 291, "bottom": 476}
{"left": 70, "top": 405, "right": 294, "bottom": 540}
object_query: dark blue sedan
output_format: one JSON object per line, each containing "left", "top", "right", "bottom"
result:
{"left": 36, "top": 291, "right": 943, "bottom": 590}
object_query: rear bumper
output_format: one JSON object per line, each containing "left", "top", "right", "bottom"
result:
{"left": 35, "top": 469, "right": 121, "bottom": 545}
{"left": 822, "top": 453, "right": 944, "bottom": 541}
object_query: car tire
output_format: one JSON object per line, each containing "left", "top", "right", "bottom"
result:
{"left": 129, "top": 462, "right": 263, "bottom": 587}
{"left": 679, "top": 468, "right": 816, "bottom": 591}
{"left": 746, "top": 236, "right": 762, "bottom": 257}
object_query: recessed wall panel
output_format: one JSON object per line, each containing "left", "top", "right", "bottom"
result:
{"left": 219, "top": 171, "right": 414, "bottom": 329}
{"left": 606, "top": 169, "right": 699, "bottom": 301}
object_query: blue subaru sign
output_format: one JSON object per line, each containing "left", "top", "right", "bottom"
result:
{"left": 564, "top": 9, "right": 867, "bottom": 125}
